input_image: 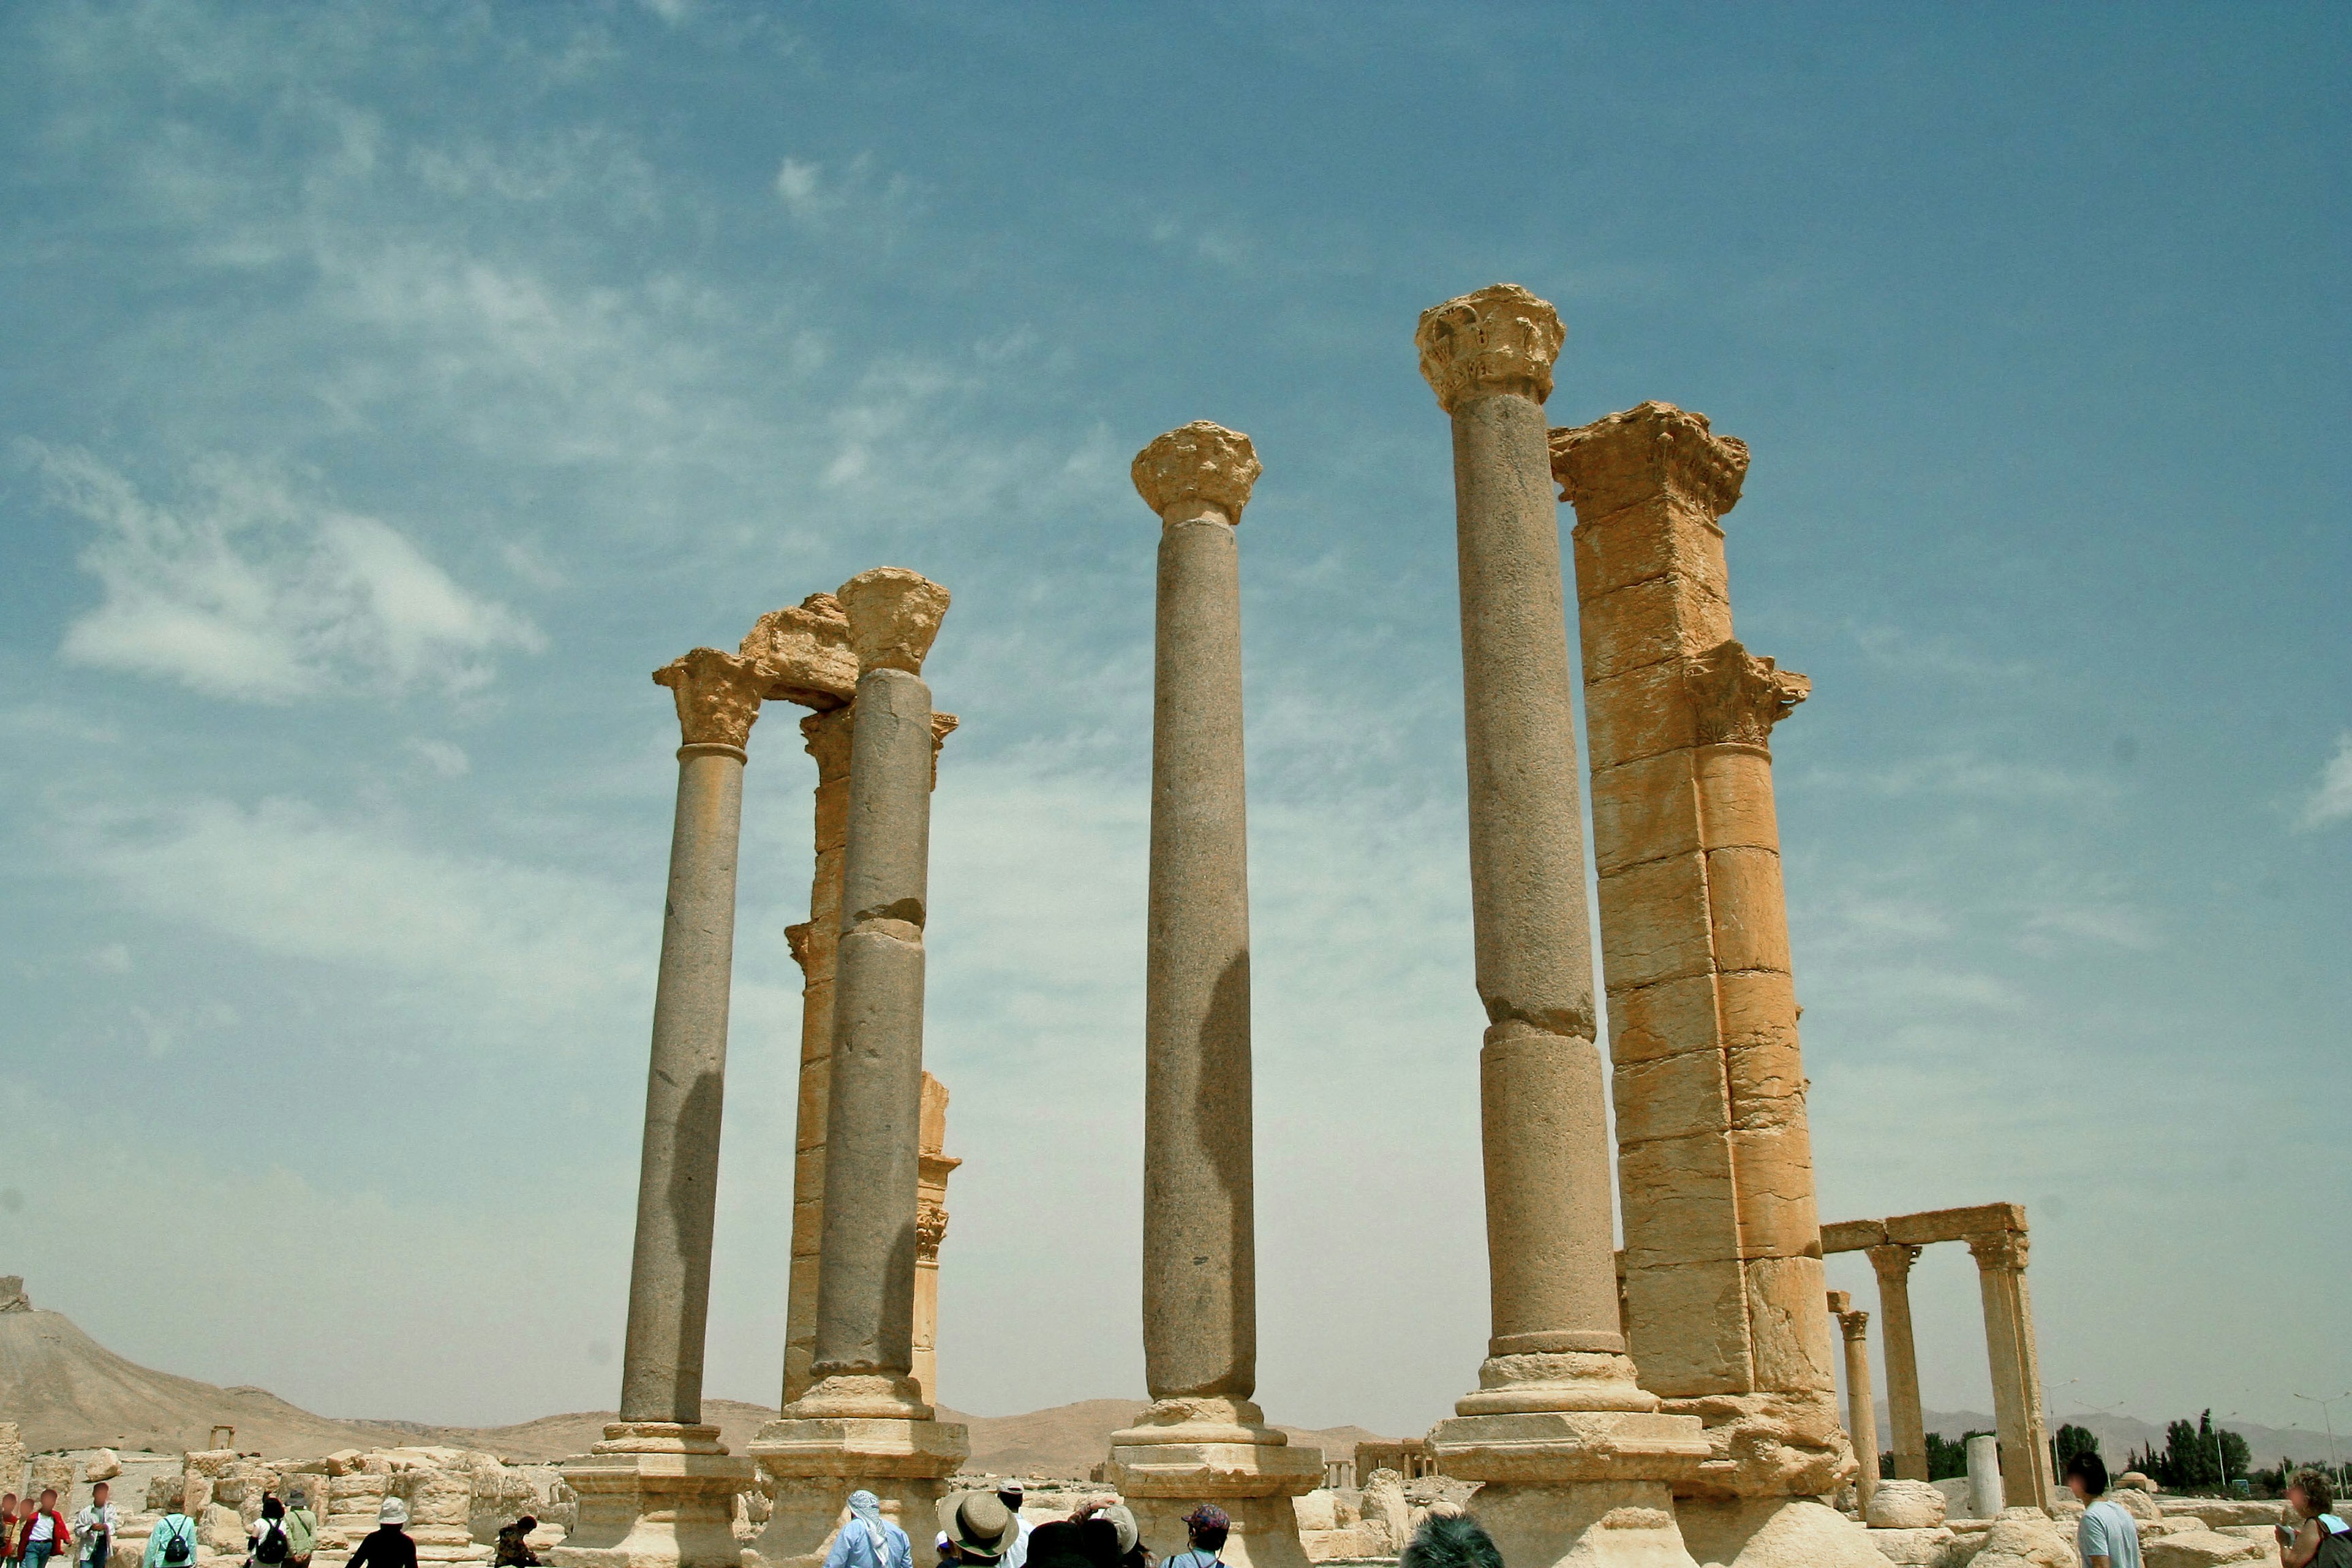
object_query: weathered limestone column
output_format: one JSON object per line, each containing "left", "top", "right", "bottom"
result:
{"left": 749, "top": 569, "right": 969, "bottom": 1568}
{"left": 552, "top": 647, "right": 763, "bottom": 1568}
{"left": 1866, "top": 1244, "right": 1929, "bottom": 1482}
{"left": 1107, "top": 421, "right": 1321, "bottom": 1568}
{"left": 1966, "top": 1228, "right": 2052, "bottom": 1512}
{"left": 911, "top": 1072, "right": 959, "bottom": 1408}
{"left": 1413, "top": 285, "right": 1709, "bottom": 1568}
{"left": 1827, "top": 1293, "right": 1879, "bottom": 1517}
{"left": 1554, "top": 400, "right": 1879, "bottom": 1567}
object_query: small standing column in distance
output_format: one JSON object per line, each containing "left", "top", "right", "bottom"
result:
{"left": 911, "top": 1072, "right": 960, "bottom": 1408}
{"left": 1967, "top": 1227, "right": 2052, "bottom": 1512}
{"left": 748, "top": 569, "right": 970, "bottom": 1568}
{"left": 1866, "top": 1243, "right": 1929, "bottom": 1482}
{"left": 1828, "top": 1292, "right": 1879, "bottom": 1517}
{"left": 1414, "top": 284, "right": 1709, "bottom": 1568}
{"left": 1107, "top": 421, "right": 1321, "bottom": 1568}
{"left": 554, "top": 647, "right": 765, "bottom": 1568}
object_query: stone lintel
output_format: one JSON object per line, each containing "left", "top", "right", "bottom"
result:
{"left": 1883, "top": 1202, "right": 2029, "bottom": 1248}
{"left": 1427, "top": 1409, "right": 1711, "bottom": 1487}
{"left": 741, "top": 594, "right": 858, "bottom": 710}
{"left": 1819, "top": 1219, "right": 1888, "bottom": 1254}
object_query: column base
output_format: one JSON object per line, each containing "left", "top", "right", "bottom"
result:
{"left": 1428, "top": 1409, "right": 1712, "bottom": 1568}
{"left": 1658, "top": 1392, "right": 1853, "bottom": 1500}
{"left": 1106, "top": 1400, "right": 1323, "bottom": 1568}
{"left": 1671, "top": 1498, "right": 1886, "bottom": 1568}
{"left": 549, "top": 1423, "right": 755, "bottom": 1568}
{"left": 1461, "top": 1482, "right": 1700, "bottom": 1568}
{"left": 744, "top": 1414, "right": 970, "bottom": 1568}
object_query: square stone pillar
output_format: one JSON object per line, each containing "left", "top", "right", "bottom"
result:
{"left": 1966, "top": 1229, "right": 2052, "bottom": 1512}
{"left": 913, "top": 1072, "right": 959, "bottom": 1408}
{"left": 1554, "top": 403, "right": 1879, "bottom": 1567}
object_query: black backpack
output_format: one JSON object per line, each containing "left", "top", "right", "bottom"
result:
{"left": 161, "top": 1521, "right": 194, "bottom": 1567}
{"left": 2315, "top": 1520, "right": 2352, "bottom": 1568}
{"left": 254, "top": 1521, "right": 289, "bottom": 1566}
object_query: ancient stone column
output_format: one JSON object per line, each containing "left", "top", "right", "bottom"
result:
{"left": 911, "top": 1072, "right": 960, "bottom": 1408}
{"left": 1413, "top": 285, "right": 1709, "bottom": 1568}
{"left": 1866, "top": 1243, "right": 1929, "bottom": 1482}
{"left": 1107, "top": 421, "right": 1320, "bottom": 1568}
{"left": 1553, "top": 400, "right": 1879, "bottom": 1566}
{"left": 749, "top": 569, "right": 968, "bottom": 1568}
{"left": 1967, "top": 1228, "right": 2052, "bottom": 1512}
{"left": 553, "top": 647, "right": 762, "bottom": 1568}
{"left": 1828, "top": 1293, "right": 1879, "bottom": 1516}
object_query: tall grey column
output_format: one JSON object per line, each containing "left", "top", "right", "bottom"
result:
{"left": 1417, "top": 285, "right": 1708, "bottom": 1568}
{"left": 552, "top": 647, "right": 762, "bottom": 1568}
{"left": 1108, "top": 424, "right": 1319, "bottom": 1568}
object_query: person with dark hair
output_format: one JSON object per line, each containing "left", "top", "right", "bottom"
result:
{"left": 1399, "top": 1513, "right": 1503, "bottom": 1568}
{"left": 22, "top": 1490, "right": 69, "bottom": 1568}
{"left": 492, "top": 1517, "right": 540, "bottom": 1568}
{"left": 282, "top": 1490, "right": 317, "bottom": 1568}
{"left": 246, "top": 1496, "right": 290, "bottom": 1568}
{"left": 2280, "top": 1468, "right": 2352, "bottom": 1568}
{"left": 1162, "top": 1506, "right": 1227, "bottom": 1568}
{"left": 71, "top": 1483, "right": 115, "bottom": 1568}
{"left": 2, "top": 1493, "right": 26, "bottom": 1568}
{"left": 2064, "top": 1450, "right": 2140, "bottom": 1568}
{"left": 1020, "top": 1523, "right": 1088, "bottom": 1568}
{"left": 345, "top": 1497, "right": 418, "bottom": 1568}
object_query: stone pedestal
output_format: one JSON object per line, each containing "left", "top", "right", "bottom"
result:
{"left": 552, "top": 1425, "right": 753, "bottom": 1568}
{"left": 1108, "top": 1400, "right": 1324, "bottom": 1568}
{"left": 1414, "top": 285, "right": 1709, "bottom": 1568}
{"left": 745, "top": 1418, "right": 967, "bottom": 1568}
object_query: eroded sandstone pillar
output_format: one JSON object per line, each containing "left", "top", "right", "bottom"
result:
{"left": 912, "top": 1072, "right": 959, "bottom": 1408}
{"left": 1554, "top": 401, "right": 1879, "bottom": 1566}
{"left": 554, "top": 647, "right": 762, "bottom": 1568}
{"left": 1967, "top": 1228, "right": 2052, "bottom": 1512}
{"left": 750, "top": 569, "right": 968, "bottom": 1568}
{"left": 1828, "top": 1293, "right": 1879, "bottom": 1517}
{"left": 1866, "top": 1244, "right": 1928, "bottom": 1482}
{"left": 1414, "top": 285, "right": 1709, "bottom": 1568}
{"left": 1107, "top": 421, "right": 1319, "bottom": 1568}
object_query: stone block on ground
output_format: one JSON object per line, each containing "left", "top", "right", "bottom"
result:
{"left": 2141, "top": 1529, "right": 2266, "bottom": 1566}
{"left": 85, "top": 1450, "right": 123, "bottom": 1483}
{"left": 1965, "top": 1509, "right": 2073, "bottom": 1568}
{"left": 1859, "top": 1525, "right": 1967, "bottom": 1567}
{"left": 1869, "top": 1480, "right": 1948, "bottom": 1530}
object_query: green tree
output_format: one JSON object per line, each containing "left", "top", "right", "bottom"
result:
{"left": 2056, "top": 1425, "right": 2100, "bottom": 1469}
{"left": 1924, "top": 1431, "right": 1993, "bottom": 1482}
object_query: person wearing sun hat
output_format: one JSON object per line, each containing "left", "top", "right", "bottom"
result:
{"left": 1161, "top": 1506, "right": 1229, "bottom": 1568}
{"left": 344, "top": 1498, "right": 416, "bottom": 1568}
{"left": 937, "top": 1494, "right": 1020, "bottom": 1566}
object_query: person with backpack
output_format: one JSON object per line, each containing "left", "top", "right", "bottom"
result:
{"left": 2280, "top": 1468, "right": 2352, "bottom": 1568}
{"left": 2064, "top": 1451, "right": 2141, "bottom": 1568}
{"left": 72, "top": 1483, "right": 116, "bottom": 1568}
{"left": 138, "top": 1490, "right": 195, "bottom": 1568}
{"left": 281, "top": 1490, "right": 317, "bottom": 1568}
{"left": 22, "top": 1490, "right": 70, "bottom": 1568}
{"left": 1160, "top": 1507, "right": 1227, "bottom": 1568}
{"left": 248, "top": 1496, "right": 292, "bottom": 1568}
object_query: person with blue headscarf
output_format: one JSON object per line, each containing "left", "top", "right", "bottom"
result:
{"left": 824, "top": 1493, "right": 911, "bottom": 1568}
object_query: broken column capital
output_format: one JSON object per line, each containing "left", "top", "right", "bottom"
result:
{"left": 652, "top": 647, "right": 771, "bottom": 753}
{"left": 741, "top": 592, "right": 858, "bottom": 710}
{"left": 1133, "top": 420, "right": 1261, "bottom": 524}
{"left": 1415, "top": 282, "right": 1562, "bottom": 413}
{"left": 1685, "top": 638, "right": 1810, "bottom": 748}
{"left": 838, "top": 567, "right": 951, "bottom": 676}
{"left": 1966, "top": 1228, "right": 2030, "bottom": 1273}
{"left": 1837, "top": 1308, "right": 1871, "bottom": 1342}
{"left": 1550, "top": 399, "right": 1749, "bottom": 522}
{"left": 1866, "top": 1242, "right": 1924, "bottom": 1284}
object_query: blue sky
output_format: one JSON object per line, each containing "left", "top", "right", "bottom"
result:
{"left": 0, "top": 2, "right": 2344, "bottom": 1447}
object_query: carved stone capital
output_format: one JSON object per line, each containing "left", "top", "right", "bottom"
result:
{"left": 1133, "top": 421, "right": 1260, "bottom": 524}
{"left": 1550, "top": 401, "right": 1749, "bottom": 522}
{"left": 1837, "top": 1308, "right": 1871, "bottom": 1342}
{"left": 1866, "top": 1242, "right": 1924, "bottom": 1284}
{"left": 741, "top": 592, "right": 857, "bottom": 710}
{"left": 838, "top": 567, "right": 951, "bottom": 676}
{"left": 1685, "top": 639, "right": 1809, "bottom": 748}
{"left": 653, "top": 646, "right": 769, "bottom": 752}
{"left": 1415, "top": 282, "right": 1563, "bottom": 413}
{"left": 1966, "top": 1229, "right": 2029, "bottom": 1273}
{"left": 915, "top": 1200, "right": 948, "bottom": 1258}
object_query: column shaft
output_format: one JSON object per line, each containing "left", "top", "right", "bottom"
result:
{"left": 1143, "top": 496, "right": 1256, "bottom": 1400}
{"left": 1868, "top": 1244, "right": 1929, "bottom": 1481}
{"left": 913, "top": 1072, "right": 959, "bottom": 1407}
{"left": 1834, "top": 1303, "right": 1880, "bottom": 1516}
{"left": 1969, "top": 1231, "right": 2052, "bottom": 1512}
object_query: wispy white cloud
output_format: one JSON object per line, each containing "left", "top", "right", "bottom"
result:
{"left": 37, "top": 447, "right": 541, "bottom": 703}
{"left": 2295, "top": 733, "right": 2352, "bottom": 830}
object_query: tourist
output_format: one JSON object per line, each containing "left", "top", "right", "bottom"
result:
{"left": 492, "top": 1515, "right": 540, "bottom": 1568}
{"left": 1068, "top": 1504, "right": 1139, "bottom": 1568}
{"left": 71, "top": 1483, "right": 116, "bottom": 1568}
{"left": 23, "top": 1490, "right": 69, "bottom": 1568}
{"left": 1160, "top": 1506, "right": 1229, "bottom": 1568}
{"left": 1400, "top": 1514, "right": 1504, "bottom": 1568}
{"left": 282, "top": 1490, "right": 317, "bottom": 1568}
{"left": 344, "top": 1498, "right": 417, "bottom": 1568}
{"left": 823, "top": 1491, "right": 910, "bottom": 1568}
{"left": 993, "top": 1486, "right": 1031, "bottom": 1568}
{"left": 2278, "top": 1468, "right": 2352, "bottom": 1568}
{"left": 1021, "top": 1523, "right": 1088, "bottom": 1568}
{"left": 2063, "top": 1451, "right": 2141, "bottom": 1568}
{"left": 138, "top": 1490, "right": 194, "bottom": 1568}
{"left": 937, "top": 1494, "right": 1019, "bottom": 1567}
{"left": 247, "top": 1496, "right": 291, "bottom": 1568}
{"left": 4, "top": 1493, "right": 28, "bottom": 1568}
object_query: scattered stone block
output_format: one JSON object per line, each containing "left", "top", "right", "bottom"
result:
{"left": 1869, "top": 1480, "right": 1949, "bottom": 1529}
{"left": 2143, "top": 1529, "right": 2265, "bottom": 1566}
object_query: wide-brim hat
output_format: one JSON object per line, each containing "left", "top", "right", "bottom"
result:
{"left": 379, "top": 1499, "right": 409, "bottom": 1526}
{"left": 937, "top": 1493, "right": 1019, "bottom": 1559}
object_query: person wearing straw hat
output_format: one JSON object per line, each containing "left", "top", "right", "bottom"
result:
{"left": 345, "top": 1498, "right": 417, "bottom": 1568}
{"left": 823, "top": 1492, "right": 911, "bottom": 1568}
{"left": 937, "top": 1494, "right": 1020, "bottom": 1567}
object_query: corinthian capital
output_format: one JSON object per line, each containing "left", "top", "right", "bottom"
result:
{"left": 741, "top": 592, "right": 857, "bottom": 710}
{"left": 1966, "top": 1229, "right": 2029, "bottom": 1273}
{"left": 1685, "top": 639, "right": 1809, "bottom": 749}
{"left": 1550, "top": 401, "right": 1749, "bottom": 522}
{"left": 1133, "top": 421, "right": 1260, "bottom": 524}
{"left": 1866, "top": 1242, "right": 1924, "bottom": 1284}
{"left": 1415, "top": 282, "right": 1563, "bottom": 413}
{"left": 838, "top": 567, "right": 951, "bottom": 676}
{"left": 653, "top": 647, "right": 770, "bottom": 752}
